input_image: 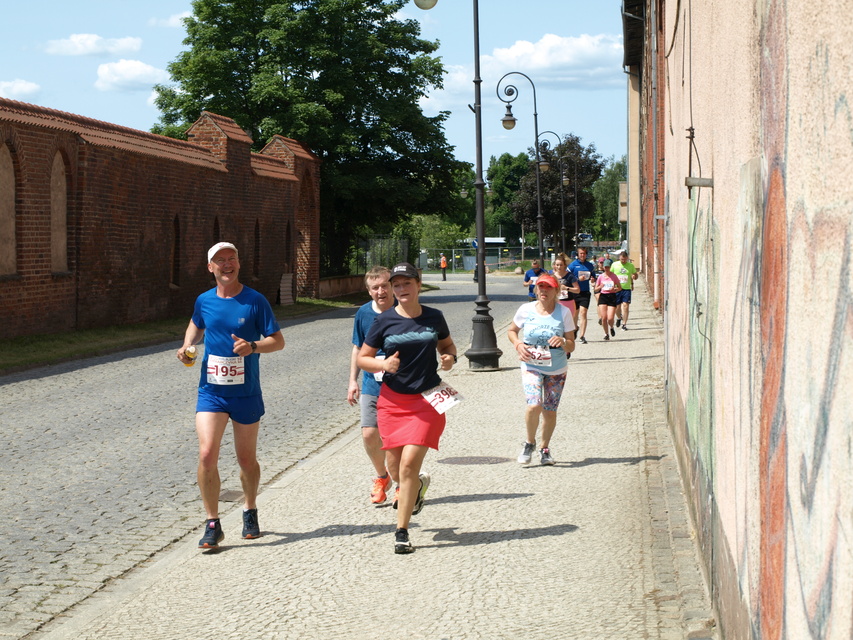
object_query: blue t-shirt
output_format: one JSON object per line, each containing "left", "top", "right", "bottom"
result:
{"left": 192, "top": 286, "right": 281, "bottom": 397}
{"left": 524, "top": 267, "right": 546, "bottom": 298}
{"left": 364, "top": 306, "right": 450, "bottom": 394}
{"left": 568, "top": 260, "right": 596, "bottom": 293}
{"left": 512, "top": 302, "right": 574, "bottom": 375}
{"left": 352, "top": 301, "right": 385, "bottom": 397}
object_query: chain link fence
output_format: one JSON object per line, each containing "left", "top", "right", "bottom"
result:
{"left": 320, "top": 234, "right": 409, "bottom": 277}
{"left": 419, "top": 247, "right": 542, "bottom": 274}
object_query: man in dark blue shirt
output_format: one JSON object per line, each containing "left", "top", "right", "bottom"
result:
{"left": 523, "top": 260, "right": 546, "bottom": 300}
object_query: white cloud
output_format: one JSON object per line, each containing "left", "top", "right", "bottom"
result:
{"left": 0, "top": 79, "right": 41, "bottom": 99}
{"left": 95, "top": 60, "right": 168, "bottom": 92}
{"left": 423, "top": 32, "right": 624, "bottom": 113}
{"left": 148, "top": 12, "right": 191, "bottom": 28}
{"left": 45, "top": 34, "right": 142, "bottom": 56}
{"left": 486, "top": 33, "right": 624, "bottom": 89}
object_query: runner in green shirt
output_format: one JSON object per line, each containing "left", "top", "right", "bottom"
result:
{"left": 611, "top": 251, "right": 639, "bottom": 330}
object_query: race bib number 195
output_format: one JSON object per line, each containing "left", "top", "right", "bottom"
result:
{"left": 207, "top": 354, "right": 245, "bottom": 386}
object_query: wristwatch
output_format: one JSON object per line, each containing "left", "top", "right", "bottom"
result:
{"left": 250, "top": 341, "right": 257, "bottom": 352}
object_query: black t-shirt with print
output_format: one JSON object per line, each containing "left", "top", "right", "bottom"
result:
{"left": 364, "top": 305, "right": 450, "bottom": 394}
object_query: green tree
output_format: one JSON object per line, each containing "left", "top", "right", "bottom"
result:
{"left": 485, "top": 152, "right": 528, "bottom": 242}
{"left": 152, "top": 0, "right": 465, "bottom": 275}
{"left": 590, "top": 155, "right": 627, "bottom": 241}
{"left": 507, "top": 134, "right": 604, "bottom": 250}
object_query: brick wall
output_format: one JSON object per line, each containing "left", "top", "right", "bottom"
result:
{"left": 0, "top": 99, "right": 320, "bottom": 338}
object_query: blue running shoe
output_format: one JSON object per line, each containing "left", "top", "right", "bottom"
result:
{"left": 242, "top": 508, "right": 261, "bottom": 539}
{"left": 199, "top": 518, "right": 224, "bottom": 549}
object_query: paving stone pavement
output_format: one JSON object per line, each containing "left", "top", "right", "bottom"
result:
{"left": 4, "top": 274, "right": 718, "bottom": 639}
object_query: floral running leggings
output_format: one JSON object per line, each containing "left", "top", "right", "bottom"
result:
{"left": 521, "top": 368, "right": 567, "bottom": 412}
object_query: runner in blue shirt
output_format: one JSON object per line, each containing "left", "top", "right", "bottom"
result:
{"left": 523, "top": 260, "right": 546, "bottom": 300}
{"left": 348, "top": 266, "right": 397, "bottom": 504}
{"left": 177, "top": 242, "right": 284, "bottom": 549}
{"left": 568, "top": 247, "right": 597, "bottom": 344}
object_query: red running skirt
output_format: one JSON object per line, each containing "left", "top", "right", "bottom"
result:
{"left": 377, "top": 385, "right": 446, "bottom": 450}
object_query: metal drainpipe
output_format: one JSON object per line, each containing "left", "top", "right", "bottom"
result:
{"left": 650, "top": 0, "right": 661, "bottom": 310}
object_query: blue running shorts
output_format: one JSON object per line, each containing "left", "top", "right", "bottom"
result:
{"left": 615, "top": 289, "right": 632, "bottom": 305}
{"left": 196, "top": 388, "right": 265, "bottom": 425}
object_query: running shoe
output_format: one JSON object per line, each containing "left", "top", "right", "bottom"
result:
{"left": 392, "top": 485, "right": 400, "bottom": 509}
{"left": 598, "top": 318, "right": 602, "bottom": 325}
{"left": 616, "top": 318, "right": 622, "bottom": 327}
{"left": 199, "top": 518, "right": 224, "bottom": 549}
{"left": 604, "top": 334, "right": 610, "bottom": 341}
{"left": 370, "top": 474, "right": 392, "bottom": 504}
{"left": 242, "top": 508, "right": 261, "bottom": 539}
{"left": 621, "top": 325, "right": 628, "bottom": 331}
{"left": 412, "top": 473, "right": 431, "bottom": 515}
{"left": 579, "top": 336, "right": 588, "bottom": 345}
{"left": 518, "top": 441, "right": 536, "bottom": 464}
{"left": 395, "top": 527, "right": 414, "bottom": 554}
{"left": 610, "top": 327, "right": 616, "bottom": 337}
{"left": 540, "top": 447, "right": 555, "bottom": 465}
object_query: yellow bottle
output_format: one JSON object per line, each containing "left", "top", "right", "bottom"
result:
{"left": 184, "top": 345, "right": 197, "bottom": 367}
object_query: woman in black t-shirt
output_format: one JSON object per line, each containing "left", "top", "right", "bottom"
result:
{"left": 358, "top": 262, "right": 457, "bottom": 554}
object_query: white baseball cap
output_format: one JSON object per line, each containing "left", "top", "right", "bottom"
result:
{"left": 208, "top": 242, "right": 238, "bottom": 263}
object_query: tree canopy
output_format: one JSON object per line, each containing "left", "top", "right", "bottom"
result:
{"left": 152, "top": 0, "right": 465, "bottom": 275}
{"left": 590, "top": 155, "right": 628, "bottom": 241}
{"left": 501, "top": 134, "right": 605, "bottom": 252}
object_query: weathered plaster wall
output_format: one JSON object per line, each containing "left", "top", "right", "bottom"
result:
{"left": 656, "top": 0, "right": 853, "bottom": 637}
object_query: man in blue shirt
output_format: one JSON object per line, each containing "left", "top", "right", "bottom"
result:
{"left": 568, "top": 247, "right": 596, "bottom": 344}
{"left": 348, "top": 265, "right": 397, "bottom": 504}
{"left": 523, "top": 260, "right": 546, "bottom": 300}
{"left": 177, "top": 242, "right": 285, "bottom": 549}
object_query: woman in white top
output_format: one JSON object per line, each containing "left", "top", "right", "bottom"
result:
{"left": 506, "top": 273, "right": 576, "bottom": 466}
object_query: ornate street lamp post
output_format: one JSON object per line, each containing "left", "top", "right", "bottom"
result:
{"left": 414, "top": 0, "right": 501, "bottom": 370}
{"left": 496, "top": 72, "right": 545, "bottom": 266}
{"left": 538, "top": 130, "right": 569, "bottom": 254}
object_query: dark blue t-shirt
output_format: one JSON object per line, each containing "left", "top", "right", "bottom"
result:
{"left": 524, "top": 267, "right": 545, "bottom": 298}
{"left": 192, "top": 286, "right": 280, "bottom": 397}
{"left": 568, "top": 260, "right": 596, "bottom": 293}
{"left": 363, "top": 305, "right": 450, "bottom": 394}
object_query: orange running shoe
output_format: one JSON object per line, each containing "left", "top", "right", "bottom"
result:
{"left": 370, "top": 474, "right": 392, "bottom": 504}
{"left": 392, "top": 485, "right": 400, "bottom": 509}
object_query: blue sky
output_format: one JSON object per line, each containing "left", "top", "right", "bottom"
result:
{"left": 0, "top": 0, "right": 627, "bottom": 168}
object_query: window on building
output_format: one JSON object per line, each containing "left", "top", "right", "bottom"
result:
{"left": 253, "top": 219, "right": 260, "bottom": 278}
{"left": 171, "top": 215, "right": 181, "bottom": 286}
{"left": 50, "top": 152, "right": 68, "bottom": 272}
{"left": 0, "top": 144, "right": 15, "bottom": 275}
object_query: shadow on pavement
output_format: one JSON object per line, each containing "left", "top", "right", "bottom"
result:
{"left": 559, "top": 455, "right": 664, "bottom": 468}
{"left": 425, "top": 492, "right": 534, "bottom": 505}
{"left": 417, "top": 523, "right": 578, "bottom": 548}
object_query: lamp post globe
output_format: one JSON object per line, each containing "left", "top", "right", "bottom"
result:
{"left": 414, "top": 0, "right": 438, "bottom": 8}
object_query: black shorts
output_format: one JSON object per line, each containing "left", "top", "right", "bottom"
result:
{"left": 598, "top": 292, "right": 618, "bottom": 307}
{"left": 574, "top": 291, "right": 592, "bottom": 308}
